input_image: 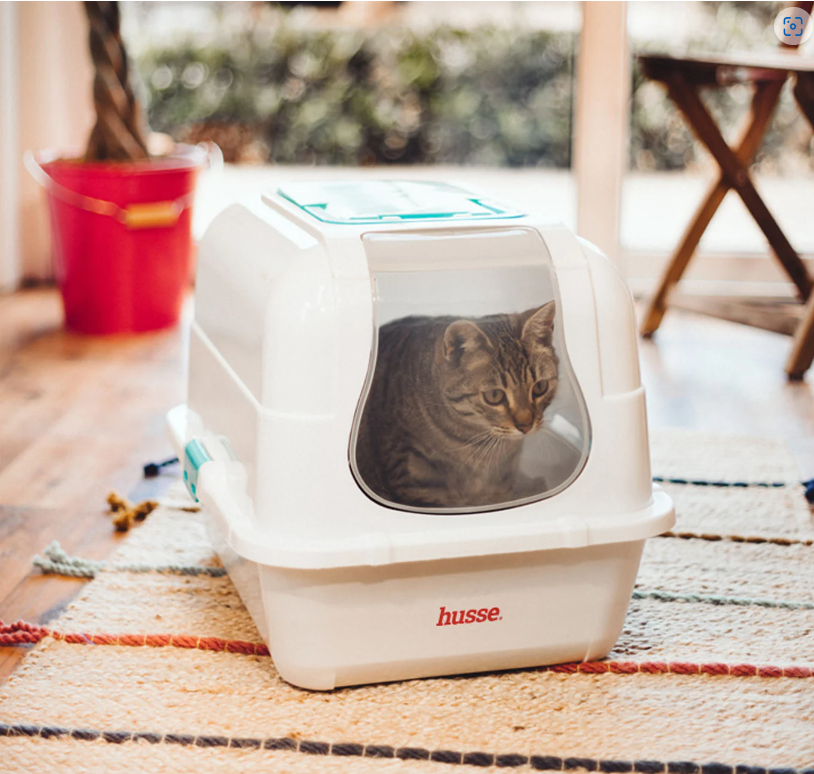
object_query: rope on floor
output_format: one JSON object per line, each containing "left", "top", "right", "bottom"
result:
{"left": 1, "top": 618, "right": 812, "bottom": 679}
{"left": 32, "top": 541, "right": 226, "bottom": 579}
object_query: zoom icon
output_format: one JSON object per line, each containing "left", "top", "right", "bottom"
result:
{"left": 775, "top": 7, "right": 812, "bottom": 44}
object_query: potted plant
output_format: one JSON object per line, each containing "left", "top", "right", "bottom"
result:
{"left": 25, "top": 1, "right": 210, "bottom": 334}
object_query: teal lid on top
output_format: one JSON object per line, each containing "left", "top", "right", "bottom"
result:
{"left": 277, "top": 180, "right": 524, "bottom": 225}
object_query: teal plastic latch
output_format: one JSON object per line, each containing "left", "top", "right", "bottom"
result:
{"left": 183, "top": 439, "right": 211, "bottom": 502}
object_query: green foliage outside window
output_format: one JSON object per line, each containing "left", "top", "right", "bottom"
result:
{"left": 138, "top": 26, "right": 575, "bottom": 167}
{"left": 133, "top": 4, "right": 811, "bottom": 172}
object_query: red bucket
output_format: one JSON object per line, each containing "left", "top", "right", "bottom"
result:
{"left": 27, "top": 145, "right": 210, "bottom": 334}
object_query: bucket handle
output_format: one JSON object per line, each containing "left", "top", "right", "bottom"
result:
{"left": 23, "top": 143, "right": 219, "bottom": 230}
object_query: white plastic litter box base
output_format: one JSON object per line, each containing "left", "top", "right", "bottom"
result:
{"left": 207, "top": 517, "right": 647, "bottom": 691}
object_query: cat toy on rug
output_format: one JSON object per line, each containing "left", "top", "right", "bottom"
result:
{"left": 106, "top": 490, "right": 158, "bottom": 532}
{"left": 166, "top": 179, "right": 675, "bottom": 690}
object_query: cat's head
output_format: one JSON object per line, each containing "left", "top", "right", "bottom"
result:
{"left": 437, "top": 302, "right": 559, "bottom": 439}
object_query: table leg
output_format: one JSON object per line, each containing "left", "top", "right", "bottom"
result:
{"left": 640, "top": 179, "right": 727, "bottom": 337}
{"left": 639, "top": 79, "right": 787, "bottom": 337}
{"left": 787, "top": 297, "right": 814, "bottom": 379}
{"left": 785, "top": 72, "right": 814, "bottom": 380}
{"left": 666, "top": 72, "right": 811, "bottom": 300}
{"left": 793, "top": 72, "right": 814, "bottom": 134}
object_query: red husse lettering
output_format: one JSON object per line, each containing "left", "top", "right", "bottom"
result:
{"left": 436, "top": 605, "right": 501, "bottom": 626}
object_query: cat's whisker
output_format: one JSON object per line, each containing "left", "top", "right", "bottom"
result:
{"left": 460, "top": 435, "right": 495, "bottom": 468}
{"left": 483, "top": 436, "right": 502, "bottom": 477}
{"left": 459, "top": 445, "right": 485, "bottom": 469}
{"left": 482, "top": 435, "right": 504, "bottom": 475}
{"left": 469, "top": 435, "right": 497, "bottom": 472}
{"left": 451, "top": 429, "right": 496, "bottom": 456}
{"left": 459, "top": 429, "right": 494, "bottom": 445}
{"left": 473, "top": 442, "right": 491, "bottom": 476}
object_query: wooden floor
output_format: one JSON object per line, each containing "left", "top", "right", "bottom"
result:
{"left": 1, "top": 287, "right": 814, "bottom": 683}
{"left": 0, "top": 289, "right": 187, "bottom": 680}
{"left": 640, "top": 301, "right": 814, "bottom": 476}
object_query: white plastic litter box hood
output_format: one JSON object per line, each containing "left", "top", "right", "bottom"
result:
{"left": 167, "top": 179, "right": 674, "bottom": 690}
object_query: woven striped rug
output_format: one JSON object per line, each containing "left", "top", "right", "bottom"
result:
{"left": 2, "top": 429, "right": 814, "bottom": 772}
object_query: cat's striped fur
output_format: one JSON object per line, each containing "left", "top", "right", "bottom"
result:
{"left": 355, "top": 302, "right": 558, "bottom": 509}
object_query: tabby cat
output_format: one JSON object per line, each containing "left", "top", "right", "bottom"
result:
{"left": 354, "top": 302, "right": 559, "bottom": 509}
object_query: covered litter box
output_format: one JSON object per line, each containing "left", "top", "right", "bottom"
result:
{"left": 166, "top": 179, "right": 675, "bottom": 690}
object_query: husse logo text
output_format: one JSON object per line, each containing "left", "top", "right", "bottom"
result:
{"left": 436, "top": 605, "right": 501, "bottom": 627}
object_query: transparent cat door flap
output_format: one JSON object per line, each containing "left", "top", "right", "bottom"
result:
{"left": 351, "top": 228, "right": 591, "bottom": 515}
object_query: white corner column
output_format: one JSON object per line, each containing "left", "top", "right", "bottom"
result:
{"left": 17, "top": 1, "right": 95, "bottom": 284}
{"left": 573, "top": 1, "right": 630, "bottom": 271}
{"left": 0, "top": 2, "right": 20, "bottom": 293}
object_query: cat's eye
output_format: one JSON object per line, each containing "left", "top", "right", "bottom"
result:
{"left": 532, "top": 379, "right": 549, "bottom": 399}
{"left": 482, "top": 389, "right": 507, "bottom": 406}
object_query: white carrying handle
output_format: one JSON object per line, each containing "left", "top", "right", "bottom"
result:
{"left": 24, "top": 142, "right": 220, "bottom": 230}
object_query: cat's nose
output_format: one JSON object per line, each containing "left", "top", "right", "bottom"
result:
{"left": 514, "top": 411, "right": 534, "bottom": 434}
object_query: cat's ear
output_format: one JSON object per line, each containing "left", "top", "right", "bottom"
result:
{"left": 521, "top": 301, "right": 556, "bottom": 350}
{"left": 443, "top": 321, "right": 491, "bottom": 367}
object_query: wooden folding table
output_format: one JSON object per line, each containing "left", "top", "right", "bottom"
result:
{"left": 638, "top": 52, "right": 814, "bottom": 378}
